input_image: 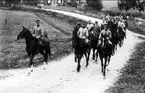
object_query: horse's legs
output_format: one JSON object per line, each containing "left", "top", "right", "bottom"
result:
{"left": 95, "top": 50, "right": 99, "bottom": 62}
{"left": 29, "top": 54, "right": 34, "bottom": 67}
{"left": 112, "top": 44, "right": 115, "bottom": 55}
{"left": 44, "top": 51, "right": 48, "bottom": 70}
{"left": 103, "top": 57, "right": 108, "bottom": 76}
{"left": 46, "top": 44, "right": 51, "bottom": 59}
{"left": 77, "top": 55, "right": 81, "bottom": 72}
{"left": 74, "top": 52, "right": 77, "bottom": 62}
{"left": 115, "top": 44, "right": 117, "bottom": 51}
{"left": 92, "top": 49, "right": 95, "bottom": 60}
{"left": 87, "top": 49, "right": 91, "bottom": 62}
{"left": 40, "top": 50, "right": 48, "bottom": 70}
{"left": 28, "top": 54, "right": 35, "bottom": 75}
{"left": 100, "top": 55, "right": 104, "bottom": 73}
{"left": 107, "top": 55, "right": 111, "bottom": 66}
{"left": 85, "top": 53, "right": 89, "bottom": 67}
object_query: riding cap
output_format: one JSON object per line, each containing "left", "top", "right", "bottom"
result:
{"left": 88, "top": 20, "right": 92, "bottom": 23}
{"left": 77, "top": 21, "right": 81, "bottom": 25}
{"left": 36, "top": 20, "right": 40, "bottom": 23}
{"left": 82, "top": 22, "right": 86, "bottom": 27}
{"left": 95, "top": 21, "right": 98, "bottom": 24}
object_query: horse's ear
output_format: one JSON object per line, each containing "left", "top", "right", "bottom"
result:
{"left": 21, "top": 26, "right": 25, "bottom": 29}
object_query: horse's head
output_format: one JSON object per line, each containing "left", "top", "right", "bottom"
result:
{"left": 17, "top": 26, "right": 32, "bottom": 40}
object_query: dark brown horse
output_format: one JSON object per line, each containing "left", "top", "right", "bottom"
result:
{"left": 74, "top": 37, "right": 91, "bottom": 72}
{"left": 17, "top": 27, "right": 51, "bottom": 74}
{"left": 118, "top": 27, "right": 125, "bottom": 47}
{"left": 109, "top": 21, "right": 120, "bottom": 54}
{"left": 88, "top": 26, "right": 100, "bottom": 61}
{"left": 97, "top": 37, "right": 112, "bottom": 76}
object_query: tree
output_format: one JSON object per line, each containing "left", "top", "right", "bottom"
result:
{"left": 86, "top": 0, "right": 103, "bottom": 11}
{"left": 117, "top": 0, "right": 145, "bottom": 12}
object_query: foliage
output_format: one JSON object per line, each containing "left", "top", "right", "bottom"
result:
{"left": 117, "top": 0, "right": 145, "bottom": 12}
{"left": 86, "top": 0, "right": 103, "bottom": 11}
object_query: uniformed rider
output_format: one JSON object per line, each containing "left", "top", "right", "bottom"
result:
{"left": 87, "top": 20, "right": 94, "bottom": 32}
{"left": 118, "top": 19, "right": 126, "bottom": 32}
{"left": 33, "top": 20, "right": 44, "bottom": 44}
{"left": 98, "top": 24, "right": 112, "bottom": 47}
{"left": 77, "top": 23, "right": 89, "bottom": 45}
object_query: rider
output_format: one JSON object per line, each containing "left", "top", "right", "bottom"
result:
{"left": 72, "top": 21, "right": 81, "bottom": 48}
{"left": 98, "top": 24, "right": 113, "bottom": 55}
{"left": 119, "top": 14, "right": 123, "bottom": 21}
{"left": 87, "top": 20, "right": 94, "bottom": 32}
{"left": 93, "top": 21, "right": 101, "bottom": 36}
{"left": 33, "top": 20, "right": 44, "bottom": 44}
{"left": 118, "top": 19, "right": 126, "bottom": 32}
{"left": 118, "top": 19, "right": 126, "bottom": 38}
{"left": 77, "top": 23, "right": 89, "bottom": 46}
{"left": 101, "top": 18, "right": 107, "bottom": 30}
{"left": 106, "top": 14, "right": 110, "bottom": 22}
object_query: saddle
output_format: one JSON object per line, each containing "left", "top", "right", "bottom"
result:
{"left": 79, "top": 38, "right": 91, "bottom": 48}
{"left": 33, "top": 36, "right": 49, "bottom": 46}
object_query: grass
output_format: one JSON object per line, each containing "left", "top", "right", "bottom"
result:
{"left": 106, "top": 41, "right": 145, "bottom": 93}
{"left": 0, "top": 4, "right": 90, "bottom": 70}
{"left": 0, "top": 9, "right": 75, "bottom": 70}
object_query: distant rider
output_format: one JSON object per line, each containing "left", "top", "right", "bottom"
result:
{"left": 87, "top": 20, "right": 94, "bottom": 32}
{"left": 33, "top": 20, "right": 44, "bottom": 44}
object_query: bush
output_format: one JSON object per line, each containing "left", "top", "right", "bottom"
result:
{"left": 87, "top": 0, "right": 103, "bottom": 11}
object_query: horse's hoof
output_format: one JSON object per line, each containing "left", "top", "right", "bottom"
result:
{"left": 95, "top": 59, "right": 97, "bottom": 62}
{"left": 77, "top": 68, "right": 80, "bottom": 72}
{"left": 86, "top": 64, "right": 89, "bottom": 68}
{"left": 31, "top": 69, "right": 33, "bottom": 72}
{"left": 27, "top": 71, "right": 32, "bottom": 76}
{"left": 103, "top": 76, "right": 106, "bottom": 79}
{"left": 103, "top": 73, "right": 106, "bottom": 77}
{"left": 27, "top": 73, "right": 30, "bottom": 76}
{"left": 106, "top": 63, "right": 110, "bottom": 66}
{"left": 43, "top": 67, "right": 46, "bottom": 70}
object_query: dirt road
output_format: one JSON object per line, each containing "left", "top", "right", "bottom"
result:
{"left": 0, "top": 9, "right": 142, "bottom": 93}
{"left": 0, "top": 31, "right": 140, "bottom": 93}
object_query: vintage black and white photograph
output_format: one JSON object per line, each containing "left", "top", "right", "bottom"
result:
{"left": 0, "top": 0, "right": 145, "bottom": 93}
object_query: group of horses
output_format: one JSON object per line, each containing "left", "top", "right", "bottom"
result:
{"left": 16, "top": 17, "right": 127, "bottom": 76}
{"left": 73, "top": 19, "right": 128, "bottom": 76}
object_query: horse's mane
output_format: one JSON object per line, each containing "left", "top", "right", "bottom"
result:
{"left": 24, "top": 27, "right": 33, "bottom": 38}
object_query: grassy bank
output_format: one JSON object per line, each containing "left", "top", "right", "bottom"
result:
{"left": 0, "top": 5, "right": 89, "bottom": 70}
{"left": 106, "top": 41, "right": 145, "bottom": 93}
{"left": 0, "top": 9, "right": 73, "bottom": 70}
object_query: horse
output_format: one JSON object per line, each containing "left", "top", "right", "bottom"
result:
{"left": 72, "top": 23, "right": 81, "bottom": 62}
{"left": 74, "top": 36, "right": 91, "bottom": 72}
{"left": 88, "top": 26, "right": 100, "bottom": 61}
{"left": 17, "top": 26, "right": 51, "bottom": 74}
{"left": 97, "top": 37, "right": 112, "bottom": 76}
{"left": 117, "top": 27, "right": 125, "bottom": 47}
{"left": 109, "top": 22, "right": 120, "bottom": 54}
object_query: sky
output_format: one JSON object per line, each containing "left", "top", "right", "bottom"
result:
{"left": 102, "top": 0, "right": 118, "bottom": 9}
